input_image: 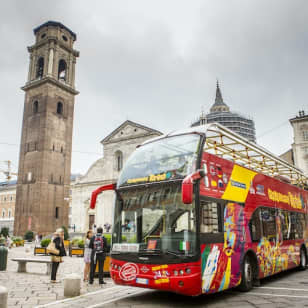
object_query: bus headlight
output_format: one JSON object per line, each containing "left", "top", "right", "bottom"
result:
{"left": 185, "top": 268, "right": 191, "bottom": 274}
{"left": 173, "top": 270, "right": 178, "bottom": 276}
{"left": 179, "top": 270, "right": 184, "bottom": 275}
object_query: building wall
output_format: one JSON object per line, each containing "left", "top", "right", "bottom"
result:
{"left": 0, "top": 183, "right": 16, "bottom": 232}
{"left": 290, "top": 112, "right": 308, "bottom": 176}
{"left": 279, "top": 149, "right": 294, "bottom": 166}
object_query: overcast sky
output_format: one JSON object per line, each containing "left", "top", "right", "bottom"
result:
{"left": 1, "top": 0, "right": 307, "bottom": 180}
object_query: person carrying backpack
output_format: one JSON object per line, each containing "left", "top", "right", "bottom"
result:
{"left": 89, "top": 226, "right": 108, "bottom": 284}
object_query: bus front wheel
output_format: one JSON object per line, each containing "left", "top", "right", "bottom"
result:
{"left": 299, "top": 248, "right": 307, "bottom": 270}
{"left": 238, "top": 255, "right": 254, "bottom": 292}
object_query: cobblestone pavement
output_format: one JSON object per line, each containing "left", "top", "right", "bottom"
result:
{"left": 0, "top": 245, "right": 114, "bottom": 308}
{"left": 2, "top": 246, "right": 308, "bottom": 307}
{"left": 38, "top": 267, "right": 308, "bottom": 308}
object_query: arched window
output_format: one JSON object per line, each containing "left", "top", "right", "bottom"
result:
{"left": 2, "top": 210, "right": 5, "bottom": 218}
{"left": 8, "top": 209, "right": 11, "bottom": 218}
{"left": 33, "top": 101, "right": 38, "bottom": 114}
{"left": 58, "top": 59, "right": 67, "bottom": 81}
{"left": 115, "top": 151, "right": 123, "bottom": 171}
{"left": 57, "top": 102, "right": 63, "bottom": 115}
{"left": 36, "top": 57, "right": 44, "bottom": 78}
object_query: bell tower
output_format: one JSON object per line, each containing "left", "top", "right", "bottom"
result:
{"left": 14, "top": 21, "right": 79, "bottom": 235}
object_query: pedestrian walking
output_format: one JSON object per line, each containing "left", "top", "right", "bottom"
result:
{"left": 35, "top": 234, "right": 40, "bottom": 246}
{"left": 83, "top": 230, "right": 93, "bottom": 282}
{"left": 49, "top": 228, "right": 66, "bottom": 283}
{"left": 89, "top": 227, "right": 108, "bottom": 285}
{"left": 103, "top": 222, "right": 111, "bottom": 233}
{"left": 6, "top": 235, "right": 12, "bottom": 249}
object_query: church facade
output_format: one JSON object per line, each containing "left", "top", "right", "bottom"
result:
{"left": 70, "top": 120, "right": 162, "bottom": 232}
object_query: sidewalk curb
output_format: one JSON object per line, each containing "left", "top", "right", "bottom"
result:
{"left": 35, "top": 285, "right": 121, "bottom": 308}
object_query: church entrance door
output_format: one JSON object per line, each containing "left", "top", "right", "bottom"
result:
{"left": 89, "top": 215, "right": 95, "bottom": 230}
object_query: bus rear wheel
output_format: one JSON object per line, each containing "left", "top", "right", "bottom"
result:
{"left": 299, "top": 248, "right": 307, "bottom": 270}
{"left": 238, "top": 255, "right": 254, "bottom": 292}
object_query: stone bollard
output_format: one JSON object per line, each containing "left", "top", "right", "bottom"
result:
{"left": 63, "top": 273, "right": 81, "bottom": 297}
{"left": 0, "top": 286, "right": 8, "bottom": 308}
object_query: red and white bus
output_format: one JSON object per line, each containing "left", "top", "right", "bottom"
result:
{"left": 90, "top": 123, "right": 308, "bottom": 296}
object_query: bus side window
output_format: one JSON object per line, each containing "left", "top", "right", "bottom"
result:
{"left": 200, "top": 201, "right": 223, "bottom": 233}
{"left": 290, "top": 212, "right": 298, "bottom": 239}
{"left": 249, "top": 209, "right": 261, "bottom": 242}
{"left": 199, "top": 200, "right": 223, "bottom": 244}
{"left": 292, "top": 212, "right": 305, "bottom": 239}
{"left": 261, "top": 208, "right": 276, "bottom": 241}
{"left": 280, "top": 211, "right": 291, "bottom": 241}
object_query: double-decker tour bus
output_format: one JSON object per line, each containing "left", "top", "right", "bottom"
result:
{"left": 90, "top": 123, "right": 308, "bottom": 296}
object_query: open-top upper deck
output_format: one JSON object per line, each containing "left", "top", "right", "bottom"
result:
{"left": 143, "top": 123, "right": 308, "bottom": 189}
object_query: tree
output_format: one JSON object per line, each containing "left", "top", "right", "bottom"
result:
{"left": 61, "top": 225, "right": 69, "bottom": 240}
{"left": 0, "top": 227, "right": 9, "bottom": 238}
{"left": 24, "top": 230, "right": 34, "bottom": 241}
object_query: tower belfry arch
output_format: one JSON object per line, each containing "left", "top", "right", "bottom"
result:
{"left": 14, "top": 21, "right": 79, "bottom": 235}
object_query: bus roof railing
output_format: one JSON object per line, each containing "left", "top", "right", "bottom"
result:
{"left": 200, "top": 123, "right": 307, "bottom": 188}
{"left": 143, "top": 123, "right": 307, "bottom": 188}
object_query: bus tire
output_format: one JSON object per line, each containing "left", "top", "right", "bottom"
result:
{"left": 238, "top": 255, "right": 254, "bottom": 292}
{"left": 299, "top": 248, "right": 307, "bottom": 270}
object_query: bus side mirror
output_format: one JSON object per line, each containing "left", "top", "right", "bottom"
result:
{"left": 182, "top": 169, "right": 205, "bottom": 204}
{"left": 90, "top": 183, "right": 116, "bottom": 209}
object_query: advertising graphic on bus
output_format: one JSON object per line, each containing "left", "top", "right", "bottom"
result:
{"left": 90, "top": 123, "right": 308, "bottom": 296}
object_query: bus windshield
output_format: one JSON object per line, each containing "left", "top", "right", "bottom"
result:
{"left": 117, "top": 134, "right": 201, "bottom": 187}
{"left": 112, "top": 183, "right": 197, "bottom": 259}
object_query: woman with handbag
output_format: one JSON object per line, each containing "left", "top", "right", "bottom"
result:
{"left": 83, "top": 230, "right": 93, "bottom": 282}
{"left": 50, "top": 228, "right": 66, "bottom": 283}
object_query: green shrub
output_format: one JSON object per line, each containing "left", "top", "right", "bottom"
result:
{"left": 61, "top": 225, "right": 69, "bottom": 240}
{"left": 78, "top": 239, "right": 84, "bottom": 248}
{"left": 40, "top": 238, "right": 51, "bottom": 247}
{"left": 24, "top": 230, "right": 34, "bottom": 241}
{"left": 128, "top": 235, "right": 137, "bottom": 243}
{"left": 104, "top": 234, "right": 112, "bottom": 245}
{"left": 71, "top": 237, "right": 81, "bottom": 247}
{"left": 0, "top": 227, "right": 9, "bottom": 238}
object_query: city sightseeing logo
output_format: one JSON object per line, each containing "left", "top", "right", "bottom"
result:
{"left": 119, "top": 263, "right": 139, "bottom": 281}
{"left": 127, "top": 172, "right": 172, "bottom": 184}
{"left": 267, "top": 188, "right": 304, "bottom": 209}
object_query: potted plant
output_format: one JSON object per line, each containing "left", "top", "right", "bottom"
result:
{"left": 34, "top": 238, "right": 51, "bottom": 255}
{"left": 70, "top": 237, "right": 84, "bottom": 257}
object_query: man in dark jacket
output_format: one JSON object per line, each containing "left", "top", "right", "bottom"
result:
{"left": 89, "top": 227, "right": 108, "bottom": 284}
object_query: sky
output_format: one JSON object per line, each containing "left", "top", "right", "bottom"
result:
{"left": 0, "top": 0, "right": 308, "bottom": 180}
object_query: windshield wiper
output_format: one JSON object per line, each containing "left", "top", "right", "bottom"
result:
{"left": 164, "top": 250, "right": 186, "bottom": 258}
{"left": 138, "top": 249, "right": 161, "bottom": 256}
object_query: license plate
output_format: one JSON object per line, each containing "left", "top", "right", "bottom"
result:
{"left": 136, "top": 278, "right": 149, "bottom": 285}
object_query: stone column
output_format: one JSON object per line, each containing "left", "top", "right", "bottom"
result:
{"left": 47, "top": 48, "right": 54, "bottom": 76}
{"left": 0, "top": 286, "right": 7, "bottom": 308}
{"left": 64, "top": 273, "right": 81, "bottom": 297}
